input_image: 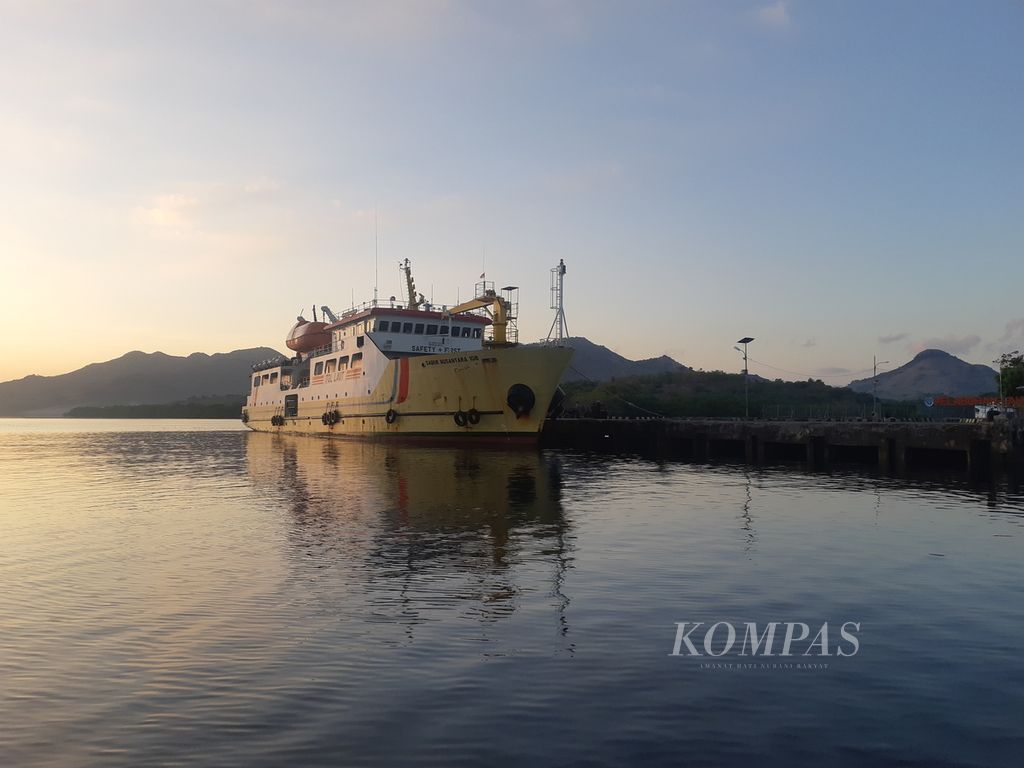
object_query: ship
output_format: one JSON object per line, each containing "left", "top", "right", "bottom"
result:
{"left": 242, "top": 260, "right": 572, "bottom": 442}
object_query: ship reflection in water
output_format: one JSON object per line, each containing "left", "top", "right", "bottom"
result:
{"left": 246, "top": 433, "right": 574, "bottom": 650}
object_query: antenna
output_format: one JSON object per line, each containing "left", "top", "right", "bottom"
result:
{"left": 546, "top": 259, "right": 568, "bottom": 343}
{"left": 373, "top": 209, "right": 379, "bottom": 307}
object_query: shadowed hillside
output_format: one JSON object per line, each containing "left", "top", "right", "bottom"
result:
{"left": 848, "top": 349, "right": 997, "bottom": 401}
{"left": 528, "top": 337, "right": 687, "bottom": 382}
{"left": 563, "top": 368, "right": 881, "bottom": 419}
{"left": 0, "top": 348, "right": 282, "bottom": 417}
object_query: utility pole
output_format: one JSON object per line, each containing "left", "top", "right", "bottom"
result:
{"left": 736, "top": 337, "right": 754, "bottom": 419}
{"left": 999, "top": 363, "right": 1005, "bottom": 413}
{"left": 873, "top": 356, "right": 889, "bottom": 421}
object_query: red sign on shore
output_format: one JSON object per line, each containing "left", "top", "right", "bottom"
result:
{"left": 932, "top": 396, "right": 1024, "bottom": 407}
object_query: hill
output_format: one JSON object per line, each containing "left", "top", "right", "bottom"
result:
{"left": 563, "top": 368, "right": 880, "bottom": 419}
{"left": 64, "top": 395, "right": 246, "bottom": 419}
{"left": 1, "top": 337, "right": 682, "bottom": 416}
{"left": 848, "top": 349, "right": 997, "bottom": 401}
{"left": 0, "top": 348, "right": 282, "bottom": 417}
{"left": 529, "top": 337, "right": 687, "bottom": 382}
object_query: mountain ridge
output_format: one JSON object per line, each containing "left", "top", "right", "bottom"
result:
{"left": 526, "top": 337, "right": 687, "bottom": 382}
{"left": 0, "top": 348, "right": 282, "bottom": 417}
{"left": 0, "top": 338, "right": 685, "bottom": 416}
{"left": 848, "top": 349, "right": 997, "bottom": 401}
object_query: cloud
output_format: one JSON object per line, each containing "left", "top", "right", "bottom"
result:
{"left": 878, "top": 332, "right": 908, "bottom": 344}
{"left": 800, "top": 338, "right": 816, "bottom": 348}
{"left": 909, "top": 335, "right": 981, "bottom": 357}
{"left": 1000, "top": 318, "right": 1024, "bottom": 342}
{"left": 243, "top": 177, "right": 279, "bottom": 194}
{"left": 757, "top": 1, "right": 790, "bottom": 29}
{"left": 817, "top": 367, "right": 851, "bottom": 376}
{"left": 137, "top": 193, "right": 199, "bottom": 232}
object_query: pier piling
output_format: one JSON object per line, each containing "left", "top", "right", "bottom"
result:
{"left": 541, "top": 418, "right": 1022, "bottom": 475}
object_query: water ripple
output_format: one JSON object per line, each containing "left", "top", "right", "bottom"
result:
{"left": 0, "top": 420, "right": 1022, "bottom": 766}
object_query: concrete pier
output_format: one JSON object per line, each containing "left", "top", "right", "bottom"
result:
{"left": 542, "top": 418, "right": 1024, "bottom": 474}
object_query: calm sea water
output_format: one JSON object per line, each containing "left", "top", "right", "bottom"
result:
{"left": 1, "top": 419, "right": 1023, "bottom": 767}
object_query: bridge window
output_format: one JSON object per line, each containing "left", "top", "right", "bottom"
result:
{"left": 351, "top": 353, "right": 363, "bottom": 366}
{"left": 403, "top": 322, "right": 413, "bottom": 333}
{"left": 253, "top": 376, "right": 261, "bottom": 388}
{"left": 462, "top": 327, "right": 472, "bottom": 338}
{"left": 439, "top": 325, "right": 449, "bottom": 335}
{"left": 472, "top": 328, "right": 482, "bottom": 339}
{"left": 426, "top": 324, "right": 438, "bottom": 335}
{"left": 314, "top": 362, "right": 324, "bottom": 375}
{"left": 414, "top": 323, "right": 424, "bottom": 334}
{"left": 270, "top": 372, "right": 278, "bottom": 382}
{"left": 377, "top": 321, "right": 389, "bottom": 332}
{"left": 338, "top": 356, "right": 349, "bottom": 370}
{"left": 324, "top": 359, "right": 336, "bottom": 374}
{"left": 451, "top": 326, "right": 460, "bottom": 337}
{"left": 357, "top": 336, "right": 364, "bottom": 348}
{"left": 262, "top": 373, "right": 271, "bottom": 383}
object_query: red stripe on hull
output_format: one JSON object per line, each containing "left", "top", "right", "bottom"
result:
{"left": 397, "top": 358, "right": 410, "bottom": 404}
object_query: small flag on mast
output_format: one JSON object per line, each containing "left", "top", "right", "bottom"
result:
{"left": 479, "top": 272, "right": 485, "bottom": 279}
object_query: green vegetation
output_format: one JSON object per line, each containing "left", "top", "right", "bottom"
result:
{"left": 994, "top": 351, "right": 1024, "bottom": 397}
{"left": 64, "top": 395, "right": 245, "bottom": 419}
{"left": 562, "top": 370, "right": 919, "bottom": 419}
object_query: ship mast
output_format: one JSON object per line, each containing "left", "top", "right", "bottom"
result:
{"left": 401, "top": 258, "right": 423, "bottom": 310}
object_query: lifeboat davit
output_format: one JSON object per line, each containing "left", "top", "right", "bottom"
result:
{"left": 286, "top": 317, "right": 331, "bottom": 353}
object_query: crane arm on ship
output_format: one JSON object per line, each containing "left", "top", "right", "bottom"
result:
{"left": 448, "top": 290, "right": 512, "bottom": 345}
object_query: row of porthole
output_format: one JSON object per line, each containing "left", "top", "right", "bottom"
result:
{"left": 254, "top": 384, "right": 536, "bottom": 427}
{"left": 260, "top": 410, "right": 484, "bottom": 429}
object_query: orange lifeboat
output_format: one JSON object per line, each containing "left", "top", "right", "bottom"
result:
{"left": 286, "top": 317, "right": 331, "bottom": 353}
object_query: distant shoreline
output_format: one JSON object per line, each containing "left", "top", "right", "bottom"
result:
{"left": 62, "top": 398, "right": 244, "bottom": 420}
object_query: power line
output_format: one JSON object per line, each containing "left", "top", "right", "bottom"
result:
{"left": 746, "top": 357, "right": 876, "bottom": 380}
{"left": 567, "top": 363, "right": 665, "bottom": 417}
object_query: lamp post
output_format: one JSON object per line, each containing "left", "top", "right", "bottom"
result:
{"left": 873, "top": 356, "right": 889, "bottom": 421}
{"left": 736, "top": 337, "right": 754, "bottom": 419}
{"left": 998, "top": 363, "right": 1005, "bottom": 413}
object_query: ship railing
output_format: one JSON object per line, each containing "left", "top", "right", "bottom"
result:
{"left": 335, "top": 298, "right": 463, "bottom": 319}
{"left": 251, "top": 357, "right": 291, "bottom": 372}
{"left": 310, "top": 340, "right": 346, "bottom": 357}
{"left": 339, "top": 300, "right": 377, "bottom": 318}
{"left": 485, "top": 325, "right": 519, "bottom": 344}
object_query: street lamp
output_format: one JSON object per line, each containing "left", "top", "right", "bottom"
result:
{"left": 736, "top": 337, "right": 754, "bottom": 419}
{"left": 873, "top": 356, "right": 889, "bottom": 421}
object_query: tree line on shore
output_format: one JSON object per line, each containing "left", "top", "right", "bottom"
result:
{"left": 64, "top": 395, "right": 245, "bottom": 419}
{"left": 61, "top": 354, "right": 1024, "bottom": 421}
{"left": 561, "top": 370, "right": 920, "bottom": 419}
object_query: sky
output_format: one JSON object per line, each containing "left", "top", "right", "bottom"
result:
{"left": 1, "top": 0, "right": 1021, "bottom": 385}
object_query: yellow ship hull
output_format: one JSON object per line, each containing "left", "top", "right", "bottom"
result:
{"left": 243, "top": 345, "right": 572, "bottom": 442}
